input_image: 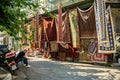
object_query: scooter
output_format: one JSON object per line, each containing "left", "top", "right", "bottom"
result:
{"left": 0, "top": 45, "right": 17, "bottom": 74}
{"left": 4, "top": 50, "right": 17, "bottom": 73}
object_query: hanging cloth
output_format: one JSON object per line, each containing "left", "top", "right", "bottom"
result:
{"left": 100, "top": 6, "right": 116, "bottom": 53}
{"left": 69, "top": 9, "right": 80, "bottom": 48}
{"left": 77, "top": 4, "right": 96, "bottom": 37}
{"left": 39, "top": 19, "right": 45, "bottom": 51}
{"left": 56, "top": 12, "right": 71, "bottom": 43}
{"left": 42, "top": 17, "right": 57, "bottom": 41}
{"left": 94, "top": 0, "right": 107, "bottom": 42}
{"left": 94, "top": 0, "right": 116, "bottom": 53}
{"left": 56, "top": 2, "right": 63, "bottom": 42}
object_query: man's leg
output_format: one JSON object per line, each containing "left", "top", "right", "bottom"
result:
{"left": 22, "top": 57, "right": 28, "bottom": 65}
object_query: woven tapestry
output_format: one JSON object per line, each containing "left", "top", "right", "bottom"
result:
{"left": 94, "top": 0, "right": 116, "bottom": 53}
{"left": 94, "top": 0, "right": 106, "bottom": 41}
{"left": 88, "top": 39, "right": 97, "bottom": 56}
{"left": 56, "top": 12, "right": 71, "bottom": 43}
{"left": 77, "top": 5, "right": 96, "bottom": 37}
{"left": 101, "top": 6, "right": 116, "bottom": 53}
{"left": 69, "top": 9, "right": 80, "bottom": 48}
{"left": 92, "top": 53, "right": 107, "bottom": 63}
{"left": 42, "top": 17, "right": 57, "bottom": 41}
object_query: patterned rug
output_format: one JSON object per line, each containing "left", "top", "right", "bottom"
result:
{"left": 77, "top": 5, "right": 96, "bottom": 37}
{"left": 56, "top": 12, "right": 71, "bottom": 43}
{"left": 69, "top": 9, "right": 80, "bottom": 48}
{"left": 94, "top": 0, "right": 116, "bottom": 53}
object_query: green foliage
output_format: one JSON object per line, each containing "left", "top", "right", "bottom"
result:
{"left": 116, "top": 46, "right": 120, "bottom": 58}
{"left": 28, "top": 26, "right": 35, "bottom": 42}
{"left": 42, "top": 8, "right": 56, "bottom": 18}
{"left": 0, "top": 0, "right": 43, "bottom": 40}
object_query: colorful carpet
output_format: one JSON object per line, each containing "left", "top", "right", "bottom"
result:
{"left": 56, "top": 12, "right": 71, "bottom": 43}
{"left": 69, "top": 9, "right": 80, "bottom": 48}
{"left": 77, "top": 5, "right": 96, "bottom": 37}
{"left": 94, "top": 0, "right": 116, "bottom": 53}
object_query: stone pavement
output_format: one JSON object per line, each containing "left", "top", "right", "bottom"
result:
{"left": 0, "top": 67, "right": 12, "bottom": 80}
{"left": 108, "top": 63, "right": 120, "bottom": 80}
{"left": 13, "top": 57, "right": 120, "bottom": 80}
{"left": 13, "top": 70, "right": 27, "bottom": 80}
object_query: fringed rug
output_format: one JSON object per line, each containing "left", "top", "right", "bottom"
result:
{"left": 69, "top": 9, "right": 80, "bottom": 48}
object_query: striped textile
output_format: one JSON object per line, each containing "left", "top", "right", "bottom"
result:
{"left": 94, "top": 0, "right": 116, "bottom": 53}
{"left": 56, "top": 12, "right": 71, "bottom": 43}
{"left": 69, "top": 9, "right": 80, "bottom": 48}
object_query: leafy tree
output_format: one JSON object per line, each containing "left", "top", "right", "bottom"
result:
{"left": 0, "top": 0, "right": 43, "bottom": 40}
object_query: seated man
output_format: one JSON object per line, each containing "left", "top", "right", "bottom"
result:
{"left": 16, "top": 49, "right": 31, "bottom": 68}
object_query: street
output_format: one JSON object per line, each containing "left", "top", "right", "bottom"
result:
{"left": 13, "top": 57, "right": 120, "bottom": 80}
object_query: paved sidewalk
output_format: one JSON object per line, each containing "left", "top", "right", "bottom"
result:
{"left": 0, "top": 67, "right": 12, "bottom": 80}
{"left": 13, "top": 70, "right": 27, "bottom": 80}
{"left": 13, "top": 57, "right": 120, "bottom": 80}
{"left": 108, "top": 63, "right": 120, "bottom": 80}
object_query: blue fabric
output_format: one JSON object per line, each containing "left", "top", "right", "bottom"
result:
{"left": 19, "top": 57, "right": 28, "bottom": 65}
{"left": 16, "top": 51, "right": 28, "bottom": 65}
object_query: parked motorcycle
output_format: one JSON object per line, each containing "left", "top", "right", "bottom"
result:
{"left": 0, "top": 45, "right": 17, "bottom": 74}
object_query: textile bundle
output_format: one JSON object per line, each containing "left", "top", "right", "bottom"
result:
{"left": 69, "top": 9, "right": 80, "bottom": 48}
{"left": 77, "top": 5, "right": 96, "bottom": 37}
{"left": 94, "top": 0, "right": 116, "bottom": 53}
{"left": 56, "top": 12, "right": 71, "bottom": 43}
{"left": 42, "top": 17, "right": 57, "bottom": 41}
